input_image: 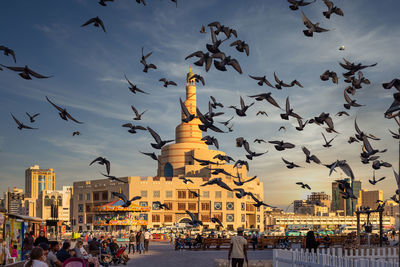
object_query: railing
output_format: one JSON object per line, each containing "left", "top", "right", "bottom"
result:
{"left": 273, "top": 248, "right": 399, "bottom": 267}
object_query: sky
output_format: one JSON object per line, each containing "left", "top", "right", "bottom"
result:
{"left": 0, "top": 0, "right": 400, "bottom": 209}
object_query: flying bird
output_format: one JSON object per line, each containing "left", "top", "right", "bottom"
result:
{"left": 348, "top": 136, "right": 359, "bottom": 144}
{"left": 147, "top": 127, "right": 174, "bottom": 149}
{"left": 287, "top": 0, "right": 316, "bottom": 10}
{"left": 200, "top": 25, "right": 206, "bottom": 34}
{"left": 185, "top": 51, "right": 213, "bottom": 72}
{"left": 131, "top": 105, "right": 147, "bottom": 120}
{"left": 72, "top": 131, "right": 80, "bottom": 136}
{"left": 369, "top": 171, "right": 385, "bottom": 185}
{"left": 344, "top": 90, "right": 363, "bottom": 109}
{"left": 98, "top": 0, "right": 114, "bottom": 6}
{"left": 211, "top": 217, "right": 224, "bottom": 228}
{"left": 389, "top": 129, "right": 400, "bottom": 139}
{"left": 382, "top": 79, "right": 400, "bottom": 91}
{"left": 26, "top": 112, "right": 40, "bottom": 123}
{"left": 301, "top": 11, "right": 329, "bottom": 37}
{"left": 269, "top": 140, "right": 295, "bottom": 151}
{"left": 1, "top": 65, "right": 52, "bottom": 80}
{"left": 213, "top": 154, "right": 235, "bottom": 163}
{"left": 248, "top": 75, "right": 275, "bottom": 88}
{"left": 197, "top": 108, "right": 225, "bottom": 133}
{"left": 249, "top": 193, "right": 276, "bottom": 208}
{"left": 153, "top": 201, "right": 170, "bottom": 210}
{"left": 328, "top": 160, "right": 355, "bottom": 180}
{"left": 302, "top": 146, "right": 321, "bottom": 164}
{"left": 322, "top": 0, "right": 344, "bottom": 19}
{"left": 230, "top": 40, "right": 249, "bottom": 56}
{"left": 296, "top": 182, "right": 311, "bottom": 190}
{"left": 234, "top": 160, "right": 249, "bottom": 171}
{"left": 282, "top": 158, "right": 301, "bottom": 169}
{"left": 212, "top": 52, "right": 242, "bottom": 74}
{"left": 188, "top": 190, "right": 199, "bottom": 198}
{"left": 90, "top": 157, "right": 111, "bottom": 175}
{"left": 0, "top": 46, "right": 16, "bottom": 63}
{"left": 278, "top": 126, "right": 286, "bottom": 132}
{"left": 295, "top": 118, "right": 308, "bottom": 131}
{"left": 201, "top": 135, "right": 219, "bottom": 149}
{"left": 179, "top": 177, "right": 194, "bottom": 184}
{"left": 46, "top": 96, "right": 83, "bottom": 123}
{"left": 186, "top": 210, "right": 203, "bottom": 227}
{"left": 336, "top": 111, "right": 350, "bottom": 117}
{"left": 124, "top": 75, "right": 149, "bottom": 94}
{"left": 81, "top": 16, "right": 106, "bottom": 32}
{"left": 210, "top": 96, "right": 223, "bottom": 109}
{"left": 320, "top": 70, "right": 338, "bottom": 84}
{"left": 192, "top": 156, "right": 218, "bottom": 166}
{"left": 101, "top": 173, "right": 127, "bottom": 184}
{"left": 280, "top": 97, "right": 302, "bottom": 120}
{"left": 122, "top": 123, "right": 146, "bottom": 134}
{"left": 140, "top": 47, "right": 157, "bottom": 73}
{"left": 256, "top": 111, "right": 268, "bottom": 116}
{"left": 233, "top": 173, "right": 258, "bottom": 186}
{"left": 140, "top": 151, "right": 160, "bottom": 163}
{"left": 339, "top": 58, "right": 377, "bottom": 78}
{"left": 11, "top": 113, "right": 37, "bottom": 130}
{"left": 159, "top": 78, "right": 177, "bottom": 88}
{"left": 208, "top": 21, "right": 237, "bottom": 39}
{"left": 180, "top": 98, "right": 195, "bottom": 123}
{"left": 111, "top": 192, "right": 141, "bottom": 207}
{"left": 248, "top": 93, "right": 281, "bottom": 109}
{"left": 207, "top": 168, "right": 236, "bottom": 177}
{"left": 254, "top": 139, "right": 266, "bottom": 144}
{"left": 372, "top": 160, "right": 392, "bottom": 170}
{"left": 188, "top": 73, "right": 205, "bottom": 86}
{"left": 201, "top": 178, "right": 232, "bottom": 191}
{"left": 273, "top": 72, "right": 302, "bottom": 89}
{"left": 321, "top": 132, "right": 337, "bottom": 148}
{"left": 229, "top": 96, "right": 254, "bottom": 117}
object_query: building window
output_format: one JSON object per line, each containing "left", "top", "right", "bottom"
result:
{"left": 241, "top": 203, "right": 245, "bottom": 211}
{"left": 165, "top": 202, "right": 173, "bottom": 210}
{"left": 257, "top": 207, "right": 260, "bottom": 212}
{"left": 257, "top": 215, "right": 260, "bottom": 223}
{"left": 188, "top": 190, "right": 198, "bottom": 199}
{"left": 213, "top": 213, "right": 222, "bottom": 221}
{"left": 202, "top": 191, "right": 209, "bottom": 198}
{"left": 214, "top": 202, "right": 222, "bottom": 210}
{"left": 215, "top": 191, "right": 222, "bottom": 198}
{"left": 102, "top": 191, "right": 108, "bottom": 200}
{"left": 86, "top": 193, "right": 91, "bottom": 201}
{"left": 86, "top": 215, "right": 93, "bottom": 224}
{"left": 139, "top": 201, "right": 148, "bottom": 207}
{"left": 140, "top": 177, "right": 148, "bottom": 181}
{"left": 178, "top": 191, "right": 186, "bottom": 199}
{"left": 201, "top": 203, "right": 210, "bottom": 211}
{"left": 241, "top": 214, "right": 245, "bottom": 222}
{"left": 78, "top": 215, "right": 83, "bottom": 223}
{"left": 93, "top": 192, "right": 99, "bottom": 201}
{"left": 164, "top": 162, "right": 173, "bottom": 177}
{"left": 152, "top": 214, "right": 160, "bottom": 222}
{"left": 201, "top": 214, "right": 210, "bottom": 222}
{"left": 246, "top": 204, "right": 255, "bottom": 212}
{"left": 79, "top": 194, "right": 83, "bottom": 201}
{"left": 178, "top": 203, "right": 186, "bottom": 211}
{"left": 78, "top": 204, "right": 84, "bottom": 212}
{"left": 227, "top": 214, "right": 234, "bottom": 222}
{"left": 140, "top": 191, "right": 148, "bottom": 198}
{"left": 153, "top": 190, "right": 160, "bottom": 198}
{"left": 227, "top": 202, "right": 234, "bottom": 210}
{"left": 164, "top": 215, "right": 172, "bottom": 222}
{"left": 166, "top": 191, "right": 173, "bottom": 198}
{"left": 227, "top": 191, "right": 233, "bottom": 198}
{"left": 152, "top": 202, "right": 160, "bottom": 210}
{"left": 188, "top": 203, "right": 196, "bottom": 211}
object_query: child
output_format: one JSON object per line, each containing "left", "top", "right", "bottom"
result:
{"left": 11, "top": 245, "right": 18, "bottom": 258}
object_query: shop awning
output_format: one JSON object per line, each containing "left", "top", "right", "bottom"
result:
{"left": 8, "top": 213, "right": 44, "bottom": 222}
{"left": 93, "top": 199, "right": 150, "bottom": 212}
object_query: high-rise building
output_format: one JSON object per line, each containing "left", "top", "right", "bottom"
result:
{"left": 72, "top": 68, "right": 264, "bottom": 232}
{"left": 25, "top": 165, "right": 55, "bottom": 199}
{"left": 331, "top": 178, "right": 361, "bottom": 216}
{"left": 361, "top": 189, "right": 383, "bottom": 209}
{"left": 3, "top": 187, "right": 24, "bottom": 214}
{"left": 307, "top": 192, "right": 331, "bottom": 209}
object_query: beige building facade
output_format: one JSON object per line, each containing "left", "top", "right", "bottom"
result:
{"left": 72, "top": 68, "right": 264, "bottom": 232}
{"left": 361, "top": 189, "right": 383, "bottom": 210}
{"left": 25, "top": 165, "right": 55, "bottom": 199}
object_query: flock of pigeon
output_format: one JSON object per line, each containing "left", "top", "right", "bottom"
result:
{"left": 2, "top": 0, "right": 400, "bottom": 226}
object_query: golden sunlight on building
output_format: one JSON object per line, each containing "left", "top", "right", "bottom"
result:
{"left": 72, "top": 68, "right": 264, "bottom": 232}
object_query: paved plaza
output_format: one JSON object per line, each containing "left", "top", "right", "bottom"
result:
{"left": 126, "top": 242, "right": 273, "bottom": 267}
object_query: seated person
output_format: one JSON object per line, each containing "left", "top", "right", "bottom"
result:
{"left": 108, "top": 238, "right": 119, "bottom": 255}
{"left": 323, "top": 235, "right": 332, "bottom": 247}
{"left": 56, "top": 242, "right": 71, "bottom": 263}
{"left": 184, "top": 235, "right": 192, "bottom": 249}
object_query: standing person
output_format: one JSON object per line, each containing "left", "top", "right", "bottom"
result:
{"left": 24, "top": 247, "right": 47, "bottom": 267}
{"left": 228, "top": 228, "right": 248, "bottom": 267}
{"left": 128, "top": 230, "right": 136, "bottom": 254}
{"left": 0, "top": 240, "right": 11, "bottom": 265}
{"left": 136, "top": 231, "right": 141, "bottom": 254}
{"left": 34, "top": 231, "right": 49, "bottom": 247}
{"left": 139, "top": 231, "right": 145, "bottom": 254}
{"left": 251, "top": 231, "right": 258, "bottom": 251}
{"left": 56, "top": 242, "right": 71, "bottom": 263}
{"left": 144, "top": 230, "right": 151, "bottom": 252}
{"left": 47, "top": 241, "right": 62, "bottom": 267}
{"left": 22, "top": 232, "right": 34, "bottom": 260}
{"left": 305, "top": 231, "right": 318, "bottom": 253}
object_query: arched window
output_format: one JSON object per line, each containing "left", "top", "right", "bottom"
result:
{"left": 164, "top": 162, "right": 173, "bottom": 177}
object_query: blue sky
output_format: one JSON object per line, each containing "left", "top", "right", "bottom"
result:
{"left": 1, "top": 0, "right": 400, "bottom": 207}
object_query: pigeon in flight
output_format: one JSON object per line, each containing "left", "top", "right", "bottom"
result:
{"left": 185, "top": 51, "right": 213, "bottom": 72}
{"left": 336, "top": 111, "right": 350, "bottom": 117}
{"left": 201, "top": 178, "right": 232, "bottom": 191}
{"left": 269, "top": 140, "right": 295, "bottom": 151}
{"left": 72, "top": 131, "right": 80, "bottom": 136}
{"left": 233, "top": 172, "right": 257, "bottom": 186}
{"left": 212, "top": 52, "right": 242, "bottom": 74}
{"left": 186, "top": 210, "right": 203, "bottom": 227}
{"left": 180, "top": 98, "right": 195, "bottom": 123}
{"left": 101, "top": 173, "right": 127, "bottom": 184}
{"left": 124, "top": 75, "right": 149, "bottom": 94}
{"left": 280, "top": 97, "right": 302, "bottom": 120}
{"left": 322, "top": 0, "right": 344, "bottom": 19}
{"left": 382, "top": 79, "right": 400, "bottom": 91}
{"left": 11, "top": 113, "right": 37, "bottom": 130}
{"left": 46, "top": 96, "right": 83, "bottom": 124}
{"left": 287, "top": 0, "right": 316, "bottom": 10}
{"left": 213, "top": 154, "right": 235, "bottom": 163}
{"left": 201, "top": 135, "right": 219, "bottom": 149}
{"left": 0, "top": 46, "right": 17, "bottom": 63}
{"left": 248, "top": 75, "right": 274, "bottom": 88}
{"left": 234, "top": 160, "right": 249, "bottom": 171}
{"left": 339, "top": 58, "right": 377, "bottom": 78}
{"left": 344, "top": 90, "right": 364, "bottom": 109}
{"left": 98, "top": 0, "right": 114, "bottom": 6}
{"left": 328, "top": 160, "right": 355, "bottom": 180}
{"left": 211, "top": 217, "right": 224, "bottom": 228}
{"left": 256, "top": 111, "right": 268, "bottom": 116}
{"left": 90, "top": 157, "right": 111, "bottom": 175}
{"left": 26, "top": 112, "right": 40, "bottom": 123}
{"left": 188, "top": 190, "right": 199, "bottom": 198}
{"left": 192, "top": 156, "right": 218, "bottom": 166}
{"left": 302, "top": 147, "right": 321, "bottom": 164}
{"left": 159, "top": 78, "right": 177, "bottom": 88}
{"left": 301, "top": 11, "right": 329, "bottom": 37}
{"left": 179, "top": 177, "right": 194, "bottom": 184}
{"left": 229, "top": 96, "right": 254, "bottom": 117}
{"left": 140, "top": 151, "right": 160, "bottom": 163}
{"left": 111, "top": 192, "right": 141, "bottom": 207}
{"left": 230, "top": 40, "right": 249, "bottom": 56}
{"left": 210, "top": 96, "right": 223, "bottom": 109}
{"left": 147, "top": 127, "right": 174, "bottom": 149}
{"left": 81, "top": 16, "right": 106, "bottom": 32}
{"left": 153, "top": 201, "right": 170, "bottom": 210}
{"left": 369, "top": 171, "right": 385, "bottom": 185}
{"left": 122, "top": 123, "right": 146, "bottom": 134}
{"left": 296, "top": 182, "right": 311, "bottom": 190}
{"left": 282, "top": 158, "right": 301, "bottom": 169}
{"left": 140, "top": 47, "right": 157, "bottom": 73}
{"left": 131, "top": 105, "right": 147, "bottom": 120}
{"left": 320, "top": 70, "right": 338, "bottom": 84}
{"left": 389, "top": 129, "right": 400, "bottom": 139}
{"left": 273, "top": 72, "right": 303, "bottom": 89}
{"left": 321, "top": 132, "right": 337, "bottom": 147}
{"left": 1, "top": 65, "right": 52, "bottom": 80}
{"left": 248, "top": 93, "right": 281, "bottom": 109}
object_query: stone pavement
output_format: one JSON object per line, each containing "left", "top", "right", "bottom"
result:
{"left": 125, "top": 242, "right": 273, "bottom": 267}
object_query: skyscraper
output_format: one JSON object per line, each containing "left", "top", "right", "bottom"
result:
{"left": 25, "top": 165, "right": 55, "bottom": 199}
{"left": 331, "top": 178, "right": 361, "bottom": 216}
